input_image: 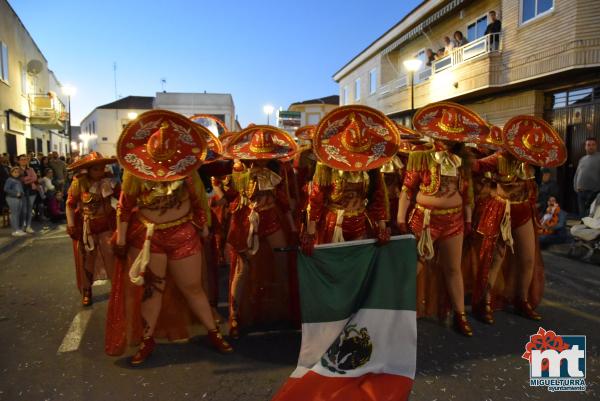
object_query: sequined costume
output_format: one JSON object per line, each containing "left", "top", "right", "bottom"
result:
{"left": 471, "top": 151, "right": 544, "bottom": 309}
{"left": 307, "top": 163, "right": 388, "bottom": 243}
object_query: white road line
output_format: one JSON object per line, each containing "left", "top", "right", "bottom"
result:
{"left": 57, "top": 309, "right": 93, "bottom": 354}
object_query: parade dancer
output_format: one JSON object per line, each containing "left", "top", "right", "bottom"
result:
{"left": 105, "top": 110, "right": 232, "bottom": 365}
{"left": 301, "top": 105, "right": 400, "bottom": 252}
{"left": 65, "top": 152, "right": 118, "bottom": 306}
{"left": 471, "top": 116, "right": 566, "bottom": 324}
{"left": 292, "top": 125, "right": 317, "bottom": 232}
{"left": 225, "top": 126, "right": 299, "bottom": 338}
{"left": 398, "top": 102, "right": 489, "bottom": 336}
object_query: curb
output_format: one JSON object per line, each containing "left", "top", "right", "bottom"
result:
{"left": 0, "top": 223, "right": 63, "bottom": 254}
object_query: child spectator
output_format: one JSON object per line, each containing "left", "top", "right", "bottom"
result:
{"left": 454, "top": 31, "right": 468, "bottom": 46}
{"left": 4, "top": 166, "right": 26, "bottom": 237}
{"left": 444, "top": 36, "right": 455, "bottom": 53}
{"left": 425, "top": 48, "right": 435, "bottom": 66}
{"left": 540, "top": 196, "right": 561, "bottom": 233}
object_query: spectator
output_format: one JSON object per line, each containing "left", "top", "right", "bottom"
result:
{"left": 454, "top": 31, "right": 468, "bottom": 46}
{"left": 29, "top": 152, "right": 42, "bottom": 176}
{"left": 435, "top": 48, "right": 446, "bottom": 60}
{"left": 41, "top": 156, "right": 50, "bottom": 173}
{"left": 17, "top": 154, "right": 38, "bottom": 233}
{"left": 485, "top": 10, "right": 502, "bottom": 50}
{"left": 48, "top": 190, "right": 66, "bottom": 222}
{"left": 443, "top": 36, "right": 455, "bottom": 54}
{"left": 538, "top": 197, "right": 568, "bottom": 248}
{"left": 573, "top": 137, "right": 600, "bottom": 218}
{"left": 425, "top": 48, "right": 435, "bottom": 67}
{"left": 4, "top": 166, "right": 26, "bottom": 237}
{"left": 537, "top": 168, "right": 559, "bottom": 214}
{"left": 0, "top": 154, "right": 10, "bottom": 214}
{"left": 48, "top": 151, "right": 67, "bottom": 191}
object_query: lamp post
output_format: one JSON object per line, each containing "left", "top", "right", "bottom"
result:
{"left": 263, "top": 104, "right": 274, "bottom": 125}
{"left": 61, "top": 84, "right": 77, "bottom": 155}
{"left": 403, "top": 59, "right": 422, "bottom": 127}
{"left": 127, "top": 111, "right": 138, "bottom": 120}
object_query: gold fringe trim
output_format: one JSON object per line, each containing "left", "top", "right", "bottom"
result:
{"left": 312, "top": 162, "right": 332, "bottom": 186}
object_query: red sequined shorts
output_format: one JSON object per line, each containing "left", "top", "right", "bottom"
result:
{"left": 476, "top": 196, "right": 533, "bottom": 237}
{"left": 409, "top": 204, "right": 464, "bottom": 241}
{"left": 128, "top": 217, "right": 201, "bottom": 260}
{"left": 318, "top": 210, "right": 367, "bottom": 243}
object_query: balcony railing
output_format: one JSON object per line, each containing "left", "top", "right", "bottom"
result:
{"left": 379, "top": 75, "right": 408, "bottom": 95}
{"left": 432, "top": 32, "right": 502, "bottom": 74}
{"left": 29, "top": 93, "right": 67, "bottom": 129}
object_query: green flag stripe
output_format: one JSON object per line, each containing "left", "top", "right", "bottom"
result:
{"left": 298, "top": 237, "right": 417, "bottom": 323}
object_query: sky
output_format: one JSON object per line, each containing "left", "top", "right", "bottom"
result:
{"left": 9, "top": 0, "right": 422, "bottom": 127}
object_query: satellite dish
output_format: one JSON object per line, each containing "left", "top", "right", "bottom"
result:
{"left": 27, "top": 59, "right": 43, "bottom": 75}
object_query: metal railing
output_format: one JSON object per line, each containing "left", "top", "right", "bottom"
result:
{"left": 29, "top": 93, "right": 67, "bottom": 121}
{"left": 379, "top": 74, "right": 408, "bottom": 95}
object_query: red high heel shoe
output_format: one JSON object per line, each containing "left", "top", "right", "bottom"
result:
{"left": 130, "top": 337, "right": 155, "bottom": 366}
{"left": 453, "top": 311, "right": 473, "bottom": 337}
{"left": 82, "top": 288, "right": 92, "bottom": 307}
{"left": 208, "top": 329, "right": 233, "bottom": 353}
{"left": 474, "top": 301, "right": 495, "bottom": 325}
{"left": 514, "top": 299, "right": 542, "bottom": 321}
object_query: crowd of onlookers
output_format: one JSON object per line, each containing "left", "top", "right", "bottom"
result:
{"left": 424, "top": 10, "right": 502, "bottom": 67}
{"left": 0, "top": 152, "right": 72, "bottom": 236}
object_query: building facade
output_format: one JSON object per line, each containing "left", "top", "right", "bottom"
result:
{"left": 279, "top": 95, "right": 339, "bottom": 135}
{"left": 333, "top": 0, "right": 600, "bottom": 211}
{"left": 0, "top": 0, "right": 69, "bottom": 159}
{"left": 80, "top": 92, "right": 237, "bottom": 156}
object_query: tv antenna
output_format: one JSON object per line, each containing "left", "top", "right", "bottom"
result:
{"left": 161, "top": 78, "right": 167, "bottom": 92}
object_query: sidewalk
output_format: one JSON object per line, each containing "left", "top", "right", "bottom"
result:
{"left": 0, "top": 219, "right": 64, "bottom": 254}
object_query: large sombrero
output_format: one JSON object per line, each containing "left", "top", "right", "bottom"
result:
{"left": 67, "top": 151, "right": 115, "bottom": 171}
{"left": 226, "top": 125, "right": 298, "bottom": 160}
{"left": 313, "top": 105, "right": 400, "bottom": 171}
{"left": 295, "top": 125, "right": 316, "bottom": 141}
{"left": 117, "top": 109, "right": 208, "bottom": 181}
{"left": 189, "top": 114, "right": 224, "bottom": 163}
{"left": 502, "top": 116, "right": 566, "bottom": 167}
{"left": 413, "top": 101, "right": 490, "bottom": 143}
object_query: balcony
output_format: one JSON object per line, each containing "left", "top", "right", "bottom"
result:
{"left": 29, "top": 93, "right": 67, "bottom": 129}
{"left": 377, "top": 33, "right": 502, "bottom": 111}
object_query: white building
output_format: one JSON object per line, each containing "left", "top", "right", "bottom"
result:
{"left": 79, "top": 96, "right": 154, "bottom": 157}
{"left": 153, "top": 92, "right": 236, "bottom": 131}
{"left": 80, "top": 92, "right": 237, "bottom": 156}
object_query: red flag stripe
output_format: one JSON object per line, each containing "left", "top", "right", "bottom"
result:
{"left": 272, "top": 371, "right": 413, "bottom": 401}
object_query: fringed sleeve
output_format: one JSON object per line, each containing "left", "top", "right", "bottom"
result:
{"left": 307, "top": 162, "right": 331, "bottom": 223}
{"left": 188, "top": 171, "right": 210, "bottom": 228}
{"left": 367, "top": 170, "right": 389, "bottom": 222}
{"left": 66, "top": 176, "right": 80, "bottom": 209}
{"left": 117, "top": 171, "right": 140, "bottom": 223}
{"left": 401, "top": 150, "right": 427, "bottom": 199}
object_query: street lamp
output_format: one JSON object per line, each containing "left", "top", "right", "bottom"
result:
{"left": 263, "top": 104, "right": 274, "bottom": 125}
{"left": 61, "top": 84, "right": 77, "bottom": 155}
{"left": 127, "top": 111, "right": 138, "bottom": 120}
{"left": 403, "top": 59, "right": 422, "bottom": 127}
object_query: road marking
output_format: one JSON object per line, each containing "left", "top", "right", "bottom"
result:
{"left": 57, "top": 309, "right": 93, "bottom": 354}
{"left": 541, "top": 298, "right": 600, "bottom": 324}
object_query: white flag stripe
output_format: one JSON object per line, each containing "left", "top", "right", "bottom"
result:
{"left": 314, "top": 234, "right": 415, "bottom": 250}
{"left": 293, "top": 317, "right": 350, "bottom": 376}
{"left": 293, "top": 309, "right": 417, "bottom": 379}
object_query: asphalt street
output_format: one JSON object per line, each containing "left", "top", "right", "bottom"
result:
{"left": 0, "top": 227, "right": 597, "bottom": 401}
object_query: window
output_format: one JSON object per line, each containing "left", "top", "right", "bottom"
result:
{"left": 307, "top": 113, "right": 320, "bottom": 125}
{"left": 0, "top": 42, "right": 8, "bottom": 82}
{"left": 369, "top": 69, "right": 377, "bottom": 94}
{"left": 355, "top": 78, "right": 361, "bottom": 101}
{"left": 92, "top": 121, "right": 95, "bottom": 134}
{"left": 342, "top": 86, "right": 349, "bottom": 105}
{"left": 521, "top": 0, "right": 553, "bottom": 24}
{"left": 467, "top": 15, "right": 488, "bottom": 42}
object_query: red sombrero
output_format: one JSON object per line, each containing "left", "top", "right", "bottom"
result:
{"left": 502, "top": 116, "right": 566, "bottom": 167}
{"left": 226, "top": 125, "right": 298, "bottom": 160}
{"left": 394, "top": 122, "right": 423, "bottom": 141}
{"left": 413, "top": 101, "right": 490, "bottom": 143}
{"left": 313, "top": 105, "right": 400, "bottom": 171}
{"left": 398, "top": 138, "right": 433, "bottom": 154}
{"left": 189, "top": 114, "right": 224, "bottom": 163}
{"left": 117, "top": 110, "right": 208, "bottom": 181}
{"left": 67, "top": 151, "right": 115, "bottom": 171}
{"left": 295, "top": 125, "right": 316, "bottom": 141}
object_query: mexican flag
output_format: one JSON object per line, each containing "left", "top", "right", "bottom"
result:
{"left": 272, "top": 235, "right": 417, "bottom": 401}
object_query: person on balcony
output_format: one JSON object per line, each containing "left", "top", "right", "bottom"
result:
{"left": 453, "top": 31, "right": 468, "bottom": 47}
{"left": 425, "top": 48, "right": 435, "bottom": 67}
{"left": 485, "top": 10, "right": 502, "bottom": 50}
{"left": 443, "top": 36, "right": 455, "bottom": 54}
